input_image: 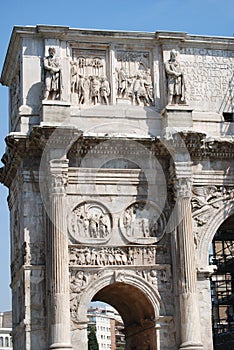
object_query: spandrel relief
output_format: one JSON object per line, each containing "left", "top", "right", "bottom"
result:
{"left": 116, "top": 50, "right": 154, "bottom": 106}
{"left": 70, "top": 270, "right": 89, "bottom": 327}
{"left": 68, "top": 201, "right": 112, "bottom": 244}
{"left": 70, "top": 49, "right": 110, "bottom": 105}
{"left": 191, "top": 186, "right": 234, "bottom": 249}
{"left": 120, "top": 201, "right": 166, "bottom": 244}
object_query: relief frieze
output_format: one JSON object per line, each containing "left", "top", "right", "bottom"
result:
{"left": 69, "top": 245, "right": 157, "bottom": 266}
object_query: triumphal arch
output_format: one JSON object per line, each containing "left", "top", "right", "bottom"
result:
{"left": 0, "top": 25, "right": 234, "bottom": 350}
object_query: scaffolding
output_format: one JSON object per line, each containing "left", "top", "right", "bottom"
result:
{"left": 210, "top": 226, "right": 234, "bottom": 349}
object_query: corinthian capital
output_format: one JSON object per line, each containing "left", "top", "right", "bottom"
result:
{"left": 50, "top": 158, "right": 69, "bottom": 193}
{"left": 174, "top": 177, "right": 192, "bottom": 199}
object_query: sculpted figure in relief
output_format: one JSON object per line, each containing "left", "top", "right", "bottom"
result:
{"left": 100, "top": 77, "right": 110, "bottom": 104}
{"left": 70, "top": 60, "right": 78, "bottom": 93}
{"left": 144, "top": 69, "right": 154, "bottom": 104}
{"left": 118, "top": 67, "right": 128, "bottom": 98}
{"left": 89, "top": 214, "right": 99, "bottom": 237}
{"left": 133, "top": 74, "right": 150, "bottom": 106}
{"left": 77, "top": 74, "right": 89, "bottom": 104}
{"left": 70, "top": 270, "right": 88, "bottom": 323}
{"left": 165, "top": 49, "right": 186, "bottom": 105}
{"left": 90, "top": 76, "right": 100, "bottom": 105}
{"left": 43, "top": 47, "right": 62, "bottom": 100}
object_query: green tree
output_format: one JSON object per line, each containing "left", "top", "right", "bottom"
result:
{"left": 88, "top": 326, "right": 99, "bottom": 350}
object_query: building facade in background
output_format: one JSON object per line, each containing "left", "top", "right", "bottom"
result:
{"left": 0, "top": 25, "right": 234, "bottom": 350}
{"left": 88, "top": 306, "right": 124, "bottom": 350}
{"left": 0, "top": 312, "right": 12, "bottom": 350}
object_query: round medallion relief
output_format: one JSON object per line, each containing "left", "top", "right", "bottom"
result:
{"left": 119, "top": 200, "right": 166, "bottom": 244}
{"left": 68, "top": 201, "right": 112, "bottom": 244}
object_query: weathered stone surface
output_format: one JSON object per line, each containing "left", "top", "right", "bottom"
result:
{"left": 0, "top": 25, "right": 234, "bottom": 350}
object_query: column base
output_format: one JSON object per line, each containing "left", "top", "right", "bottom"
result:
{"left": 179, "top": 341, "right": 203, "bottom": 350}
{"left": 50, "top": 343, "right": 73, "bottom": 350}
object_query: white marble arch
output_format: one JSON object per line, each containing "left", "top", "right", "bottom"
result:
{"left": 197, "top": 200, "right": 234, "bottom": 268}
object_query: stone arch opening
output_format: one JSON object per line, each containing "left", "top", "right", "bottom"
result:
{"left": 197, "top": 202, "right": 234, "bottom": 267}
{"left": 92, "top": 282, "right": 157, "bottom": 350}
{"left": 210, "top": 213, "right": 234, "bottom": 350}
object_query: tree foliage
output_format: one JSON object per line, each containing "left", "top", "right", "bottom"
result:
{"left": 88, "top": 326, "right": 99, "bottom": 350}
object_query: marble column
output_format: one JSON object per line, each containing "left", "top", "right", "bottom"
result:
{"left": 175, "top": 177, "right": 203, "bottom": 350}
{"left": 48, "top": 158, "right": 72, "bottom": 350}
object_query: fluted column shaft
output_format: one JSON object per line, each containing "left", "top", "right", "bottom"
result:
{"left": 176, "top": 178, "right": 203, "bottom": 350}
{"left": 49, "top": 159, "right": 72, "bottom": 350}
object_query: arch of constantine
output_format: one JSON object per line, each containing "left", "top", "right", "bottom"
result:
{"left": 0, "top": 25, "right": 234, "bottom": 350}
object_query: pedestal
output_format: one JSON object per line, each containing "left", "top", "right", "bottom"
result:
{"left": 41, "top": 100, "right": 71, "bottom": 123}
{"left": 161, "top": 105, "right": 193, "bottom": 129}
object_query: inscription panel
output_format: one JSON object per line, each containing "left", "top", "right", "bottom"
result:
{"left": 180, "top": 48, "right": 234, "bottom": 112}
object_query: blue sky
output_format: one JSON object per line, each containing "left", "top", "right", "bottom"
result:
{"left": 0, "top": 0, "right": 233, "bottom": 312}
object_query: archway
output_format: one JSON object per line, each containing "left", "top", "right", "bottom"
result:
{"left": 197, "top": 202, "right": 234, "bottom": 267}
{"left": 92, "top": 282, "right": 157, "bottom": 350}
{"left": 72, "top": 271, "right": 162, "bottom": 350}
{"left": 210, "top": 213, "right": 234, "bottom": 350}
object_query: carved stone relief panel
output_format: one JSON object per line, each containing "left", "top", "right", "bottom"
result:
{"left": 68, "top": 201, "right": 112, "bottom": 244}
{"left": 70, "top": 48, "right": 110, "bottom": 105}
{"left": 70, "top": 269, "right": 89, "bottom": 327}
{"left": 119, "top": 200, "right": 166, "bottom": 244}
{"left": 136, "top": 267, "right": 172, "bottom": 291}
{"left": 191, "top": 185, "right": 234, "bottom": 248}
{"left": 116, "top": 50, "right": 154, "bottom": 106}
{"left": 179, "top": 47, "right": 234, "bottom": 112}
{"left": 69, "top": 245, "right": 157, "bottom": 266}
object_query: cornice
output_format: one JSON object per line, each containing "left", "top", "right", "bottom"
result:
{"left": 156, "top": 31, "right": 234, "bottom": 49}
{"left": 190, "top": 137, "right": 234, "bottom": 159}
{"left": 0, "top": 133, "right": 28, "bottom": 187}
{"left": 162, "top": 131, "right": 234, "bottom": 159}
